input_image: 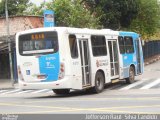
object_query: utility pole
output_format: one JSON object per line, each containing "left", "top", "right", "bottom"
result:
{"left": 5, "top": 0, "right": 14, "bottom": 86}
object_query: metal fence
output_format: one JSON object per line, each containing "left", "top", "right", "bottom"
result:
{"left": 143, "top": 40, "right": 160, "bottom": 59}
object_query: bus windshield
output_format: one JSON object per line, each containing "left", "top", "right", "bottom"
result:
{"left": 19, "top": 31, "right": 58, "bottom": 56}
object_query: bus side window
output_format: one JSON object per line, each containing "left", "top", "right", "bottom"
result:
{"left": 91, "top": 35, "right": 107, "bottom": 56}
{"left": 124, "top": 37, "right": 134, "bottom": 53}
{"left": 118, "top": 36, "right": 125, "bottom": 54}
{"left": 69, "top": 34, "right": 78, "bottom": 58}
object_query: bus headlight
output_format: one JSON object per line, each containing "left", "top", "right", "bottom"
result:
{"left": 58, "top": 63, "right": 65, "bottom": 80}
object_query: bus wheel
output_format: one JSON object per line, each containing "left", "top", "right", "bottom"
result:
{"left": 52, "top": 89, "right": 70, "bottom": 95}
{"left": 93, "top": 71, "right": 105, "bottom": 93}
{"left": 126, "top": 66, "right": 135, "bottom": 84}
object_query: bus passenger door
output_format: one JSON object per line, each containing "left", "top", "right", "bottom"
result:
{"left": 79, "top": 39, "right": 91, "bottom": 87}
{"left": 136, "top": 39, "right": 143, "bottom": 74}
{"left": 108, "top": 40, "right": 119, "bottom": 78}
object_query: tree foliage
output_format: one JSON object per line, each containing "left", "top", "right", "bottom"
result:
{"left": 27, "top": 0, "right": 100, "bottom": 28}
{"left": 0, "top": 0, "right": 30, "bottom": 17}
{"left": 84, "top": 0, "right": 160, "bottom": 39}
{"left": 84, "top": 0, "right": 139, "bottom": 30}
{"left": 1, "top": 0, "right": 159, "bottom": 40}
{"left": 129, "top": 0, "right": 160, "bottom": 39}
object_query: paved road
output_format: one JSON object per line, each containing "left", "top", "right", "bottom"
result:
{"left": 0, "top": 77, "right": 160, "bottom": 95}
{"left": 0, "top": 61, "right": 160, "bottom": 114}
{"left": 0, "top": 89, "right": 160, "bottom": 114}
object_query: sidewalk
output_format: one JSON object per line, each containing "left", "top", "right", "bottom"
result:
{"left": 0, "top": 79, "right": 16, "bottom": 89}
{"left": 0, "top": 55, "right": 160, "bottom": 89}
{"left": 144, "top": 54, "right": 160, "bottom": 65}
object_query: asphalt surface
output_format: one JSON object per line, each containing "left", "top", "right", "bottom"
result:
{"left": 0, "top": 61, "right": 160, "bottom": 114}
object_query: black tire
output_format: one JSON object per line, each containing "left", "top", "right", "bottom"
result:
{"left": 126, "top": 66, "right": 135, "bottom": 84}
{"left": 52, "top": 89, "right": 70, "bottom": 95}
{"left": 92, "top": 71, "right": 105, "bottom": 93}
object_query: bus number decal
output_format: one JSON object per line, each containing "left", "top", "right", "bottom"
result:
{"left": 73, "top": 61, "right": 79, "bottom": 65}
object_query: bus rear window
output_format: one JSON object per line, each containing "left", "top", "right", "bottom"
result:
{"left": 19, "top": 31, "right": 58, "bottom": 55}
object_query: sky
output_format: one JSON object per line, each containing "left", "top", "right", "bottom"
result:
{"left": 30, "top": 0, "right": 52, "bottom": 6}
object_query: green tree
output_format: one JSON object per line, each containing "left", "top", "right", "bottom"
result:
{"left": 0, "top": 0, "right": 30, "bottom": 17}
{"left": 27, "top": 0, "right": 100, "bottom": 28}
{"left": 129, "top": 0, "right": 160, "bottom": 39}
{"left": 84, "top": 0, "right": 139, "bottom": 30}
{"left": 26, "top": 2, "right": 45, "bottom": 16}
{"left": 84, "top": 0, "right": 160, "bottom": 39}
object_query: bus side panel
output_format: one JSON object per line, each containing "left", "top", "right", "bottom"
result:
{"left": 68, "top": 59, "right": 83, "bottom": 89}
{"left": 119, "top": 32, "right": 139, "bottom": 78}
{"left": 90, "top": 35, "right": 111, "bottom": 85}
{"left": 118, "top": 54, "right": 124, "bottom": 79}
{"left": 59, "top": 33, "right": 83, "bottom": 90}
{"left": 90, "top": 57, "right": 110, "bottom": 85}
{"left": 122, "top": 54, "right": 137, "bottom": 78}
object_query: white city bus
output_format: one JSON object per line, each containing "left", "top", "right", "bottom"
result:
{"left": 16, "top": 27, "right": 144, "bottom": 94}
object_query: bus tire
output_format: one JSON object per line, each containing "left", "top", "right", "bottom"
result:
{"left": 93, "top": 71, "right": 105, "bottom": 93}
{"left": 52, "top": 89, "right": 70, "bottom": 95}
{"left": 126, "top": 66, "right": 135, "bottom": 84}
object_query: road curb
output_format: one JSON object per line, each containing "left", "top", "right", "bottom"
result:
{"left": 144, "top": 56, "right": 160, "bottom": 66}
